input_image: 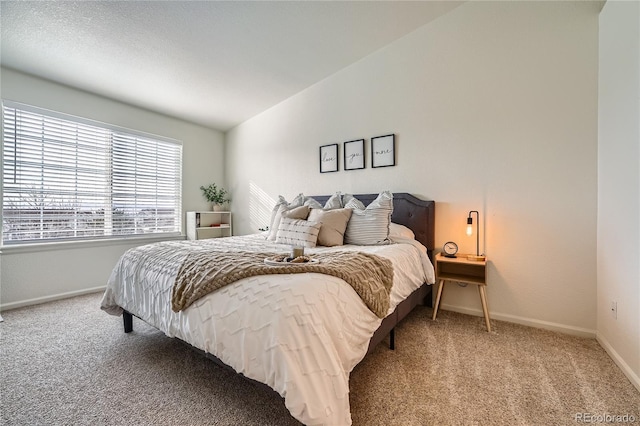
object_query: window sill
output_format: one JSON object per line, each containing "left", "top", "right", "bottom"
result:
{"left": 0, "top": 234, "right": 186, "bottom": 254}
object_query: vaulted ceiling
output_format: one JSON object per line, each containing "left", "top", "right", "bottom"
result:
{"left": 1, "top": 1, "right": 463, "bottom": 131}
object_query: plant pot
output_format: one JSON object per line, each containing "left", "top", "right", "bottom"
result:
{"left": 212, "top": 204, "right": 224, "bottom": 212}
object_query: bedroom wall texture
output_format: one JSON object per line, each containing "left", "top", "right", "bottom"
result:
{"left": 597, "top": 0, "right": 640, "bottom": 391}
{"left": 226, "top": 2, "right": 600, "bottom": 335}
{"left": 0, "top": 67, "right": 226, "bottom": 309}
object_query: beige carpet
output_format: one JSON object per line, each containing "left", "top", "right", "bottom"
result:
{"left": 1, "top": 292, "right": 638, "bottom": 425}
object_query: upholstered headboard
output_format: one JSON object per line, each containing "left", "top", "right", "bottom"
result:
{"left": 310, "top": 193, "right": 435, "bottom": 259}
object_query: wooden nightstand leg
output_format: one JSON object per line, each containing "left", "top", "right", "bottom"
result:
{"left": 478, "top": 285, "right": 491, "bottom": 332}
{"left": 432, "top": 279, "right": 445, "bottom": 320}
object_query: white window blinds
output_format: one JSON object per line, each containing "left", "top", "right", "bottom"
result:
{"left": 2, "top": 101, "right": 182, "bottom": 244}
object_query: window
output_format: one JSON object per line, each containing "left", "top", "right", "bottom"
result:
{"left": 2, "top": 101, "right": 182, "bottom": 244}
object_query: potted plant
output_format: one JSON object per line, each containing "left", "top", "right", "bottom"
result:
{"left": 200, "top": 183, "right": 230, "bottom": 211}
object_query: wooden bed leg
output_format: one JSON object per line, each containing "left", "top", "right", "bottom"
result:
{"left": 123, "top": 311, "right": 133, "bottom": 333}
{"left": 389, "top": 328, "right": 395, "bottom": 350}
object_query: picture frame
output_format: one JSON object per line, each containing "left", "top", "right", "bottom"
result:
{"left": 343, "top": 139, "right": 365, "bottom": 171}
{"left": 371, "top": 134, "right": 395, "bottom": 168}
{"left": 319, "top": 143, "right": 339, "bottom": 173}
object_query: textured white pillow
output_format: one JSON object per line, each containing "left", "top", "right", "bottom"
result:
{"left": 267, "top": 194, "right": 305, "bottom": 241}
{"left": 304, "top": 196, "right": 323, "bottom": 209}
{"left": 301, "top": 193, "right": 342, "bottom": 210}
{"left": 389, "top": 222, "right": 415, "bottom": 240}
{"left": 344, "top": 191, "right": 393, "bottom": 245}
{"left": 323, "top": 192, "right": 343, "bottom": 209}
{"left": 308, "top": 208, "right": 352, "bottom": 246}
{"left": 275, "top": 218, "right": 321, "bottom": 248}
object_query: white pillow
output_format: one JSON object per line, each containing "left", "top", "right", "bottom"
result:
{"left": 300, "top": 193, "right": 342, "bottom": 210}
{"left": 304, "top": 196, "right": 323, "bottom": 209}
{"left": 275, "top": 218, "right": 321, "bottom": 248}
{"left": 344, "top": 191, "right": 393, "bottom": 245}
{"left": 389, "top": 222, "right": 415, "bottom": 240}
{"left": 323, "top": 192, "right": 343, "bottom": 209}
{"left": 267, "top": 194, "right": 305, "bottom": 241}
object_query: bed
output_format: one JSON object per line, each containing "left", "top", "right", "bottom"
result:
{"left": 101, "top": 192, "right": 435, "bottom": 425}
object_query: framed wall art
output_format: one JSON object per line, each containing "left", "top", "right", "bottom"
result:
{"left": 319, "top": 143, "right": 339, "bottom": 173}
{"left": 343, "top": 139, "right": 365, "bottom": 171}
{"left": 371, "top": 134, "right": 395, "bottom": 168}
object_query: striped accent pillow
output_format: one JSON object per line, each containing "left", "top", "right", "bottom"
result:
{"left": 344, "top": 191, "right": 393, "bottom": 245}
{"left": 275, "top": 218, "right": 321, "bottom": 248}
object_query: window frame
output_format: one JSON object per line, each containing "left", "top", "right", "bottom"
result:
{"left": 1, "top": 100, "right": 183, "bottom": 246}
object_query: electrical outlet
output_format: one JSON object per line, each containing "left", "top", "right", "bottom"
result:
{"left": 610, "top": 301, "right": 617, "bottom": 319}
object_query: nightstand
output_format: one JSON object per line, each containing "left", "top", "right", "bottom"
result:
{"left": 432, "top": 253, "right": 491, "bottom": 332}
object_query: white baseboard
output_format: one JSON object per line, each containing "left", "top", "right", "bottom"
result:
{"left": 596, "top": 333, "right": 640, "bottom": 393}
{"left": 0, "top": 286, "right": 106, "bottom": 312}
{"left": 439, "top": 303, "right": 597, "bottom": 338}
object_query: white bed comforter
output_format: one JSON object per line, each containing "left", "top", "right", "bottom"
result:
{"left": 101, "top": 234, "right": 435, "bottom": 425}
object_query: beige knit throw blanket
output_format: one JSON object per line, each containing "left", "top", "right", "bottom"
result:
{"left": 172, "top": 250, "right": 393, "bottom": 318}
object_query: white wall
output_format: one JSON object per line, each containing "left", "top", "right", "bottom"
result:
{"left": 0, "top": 67, "right": 226, "bottom": 309}
{"left": 226, "top": 1, "right": 600, "bottom": 335}
{"left": 597, "top": 0, "right": 640, "bottom": 391}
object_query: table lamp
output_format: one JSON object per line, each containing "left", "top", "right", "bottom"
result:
{"left": 466, "top": 210, "right": 485, "bottom": 261}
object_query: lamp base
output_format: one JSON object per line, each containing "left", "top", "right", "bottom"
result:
{"left": 467, "top": 254, "right": 486, "bottom": 262}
